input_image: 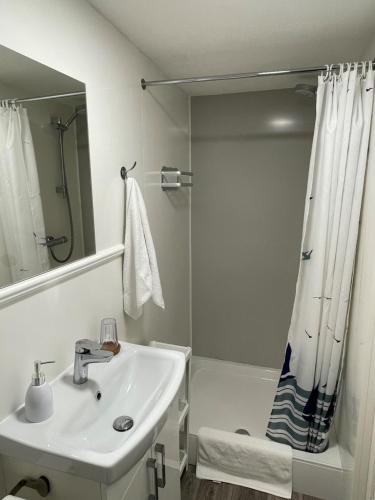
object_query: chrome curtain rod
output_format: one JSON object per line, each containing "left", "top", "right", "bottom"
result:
{"left": 141, "top": 61, "right": 375, "bottom": 89}
{"left": 1, "top": 91, "right": 85, "bottom": 104}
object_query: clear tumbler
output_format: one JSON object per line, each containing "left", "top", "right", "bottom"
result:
{"left": 100, "top": 317, "right": 120, "bottom": 355}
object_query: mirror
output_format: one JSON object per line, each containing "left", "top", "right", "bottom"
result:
{"left": 0, "top": 45, "right": 95, "bottom": 288}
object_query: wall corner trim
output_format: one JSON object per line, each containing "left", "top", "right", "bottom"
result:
{"left": 0, "top": 244, "right": 124, "bottom": 308}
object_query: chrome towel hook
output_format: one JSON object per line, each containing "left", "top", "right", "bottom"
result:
{"left": 120, "top": 161, "right": 137, "bottom": 180}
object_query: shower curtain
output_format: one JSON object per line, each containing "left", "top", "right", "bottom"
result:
{"left": 0, "top": 104, "right": 49, "bottom": 283}
{"left": 267, "top": 63, "right": 375, "bottom": 452}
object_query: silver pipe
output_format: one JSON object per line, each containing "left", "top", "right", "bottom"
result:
{"left": 57, "top": 125, "right": 67, "bottom": 197}
{"left": 1, "top": 91, "right": 85, "bottom": 104}
{"left": 162, "top": 166, "right": 193, "bottom": 177}
{"left": 141, "top": 61, "right": 375, "bottom": 89}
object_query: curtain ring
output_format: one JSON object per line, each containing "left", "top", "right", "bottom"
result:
{"left": 338, "top": 63, "right": 344, "bottom": 80}
{"left": 360, "top": 61, "right": 366, "bottom": 79}
{"left": 323, "top": 64, "right": 330, "bottom": 82}
{"left": 327, "top": 64, "right": 334, "bottom": 82}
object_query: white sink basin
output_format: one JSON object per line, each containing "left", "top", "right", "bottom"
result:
{"left": 0, "top": 342, "right": 185, "bottom": 483}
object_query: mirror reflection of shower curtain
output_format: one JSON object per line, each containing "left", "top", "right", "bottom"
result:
{"left": 267, "top": 63, "right": 374, "bottom": 452}
{"left": 0, "top": 105, "right": 49, "bottom": 284}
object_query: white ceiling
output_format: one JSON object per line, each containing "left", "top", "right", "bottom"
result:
{"left": 88, "top": 0, "right": 375, "bottom": 95}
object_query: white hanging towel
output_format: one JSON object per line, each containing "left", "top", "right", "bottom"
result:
{"left": 123, "top": 178, "right": 165, "bottom": 319}
{"left": 2, "top": 496, "right": 25, "bottom": 499}
{"left": 197, "top": 427, "right": 292, "bottom": 499}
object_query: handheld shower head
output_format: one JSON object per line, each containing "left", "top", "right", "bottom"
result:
{"left": 63, "top": 104, "right": 86, "bottom": 129}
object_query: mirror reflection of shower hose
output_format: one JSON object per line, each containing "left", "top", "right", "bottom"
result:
{"left": 50, "top": 128, "right": 74, "bottom": 263}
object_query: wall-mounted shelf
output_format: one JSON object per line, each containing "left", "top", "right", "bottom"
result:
{"left": 161, "top": 166, "right": 193, "bottom": 191}
{"left": 179, "top": 450, "right": 188, "bottom": 476}
{"left": 178, "top": 400, "right": 189, "bottom": 429}
{"left": 149, "top": 341, "right": 191, "bottom": 477}
{"left": 149, "top": 341, "right": 192, "bottom": 362}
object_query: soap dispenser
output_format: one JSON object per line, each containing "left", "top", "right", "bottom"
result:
{"left": 25, "top": 360, "right": 55, "bottom": 423}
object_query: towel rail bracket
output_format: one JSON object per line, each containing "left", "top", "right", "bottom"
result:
{"left": 161, "top": 166, "right": 193, "bottom": 191}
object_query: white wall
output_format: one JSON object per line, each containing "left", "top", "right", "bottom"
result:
{"left": 191, "top": 89, "right": 314, "bottom": 368}
{"left": 0, "top": 0, "right": 190, "bottom": 427}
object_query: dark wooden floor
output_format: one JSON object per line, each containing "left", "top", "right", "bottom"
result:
{"left": 181, "top": 467, "right": 321, "bottom": 500}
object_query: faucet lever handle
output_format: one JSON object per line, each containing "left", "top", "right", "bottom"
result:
{"left": 75, "top": 339, "right": 103, "bottom": 354}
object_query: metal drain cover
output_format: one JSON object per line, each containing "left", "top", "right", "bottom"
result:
{"left": 113, "top": 416, "right": 134, "bottom": 432}
{"left": 235, "top": 428, "right": 251, "bottom": 436}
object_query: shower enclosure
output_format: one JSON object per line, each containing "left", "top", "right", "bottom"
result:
{"left": 189, "top": 87, "right": 343, "bottom": 499}
{"left": 140, "top": 58, "right": 375, "bottom": 499}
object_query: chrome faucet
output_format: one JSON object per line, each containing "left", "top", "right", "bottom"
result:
{"left": 73, "top": 339, "right": 113, "bottom": 384}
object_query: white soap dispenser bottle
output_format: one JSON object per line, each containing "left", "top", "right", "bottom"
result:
{"left": 25, "top": 360, "right": 55, "bottom": 423}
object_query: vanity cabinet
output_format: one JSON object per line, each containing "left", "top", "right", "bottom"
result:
{"left": 102, "top": 404, "right": 181, "bottom": 500}
{"left": 149, "top": 341, "right": 191, "bottom": 478}
{"left": 101, "top": 449, "right": 153, "bottom": 500}
{"left": 151, "top": 411, "right": 181, "bottom": 500}
{"left": 0, "top": 396, "right": 181, "bottom": 500}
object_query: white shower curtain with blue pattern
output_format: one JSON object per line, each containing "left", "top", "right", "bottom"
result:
{"left": 267, "top": 63, "right": 375, "bottom": 452}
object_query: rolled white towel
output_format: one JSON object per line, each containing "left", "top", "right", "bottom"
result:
{"left": 2, "top": 496, "right": 25, "bottom": 499}
{"left": 197, "top": 426, "right": 292, "bottom": 499}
